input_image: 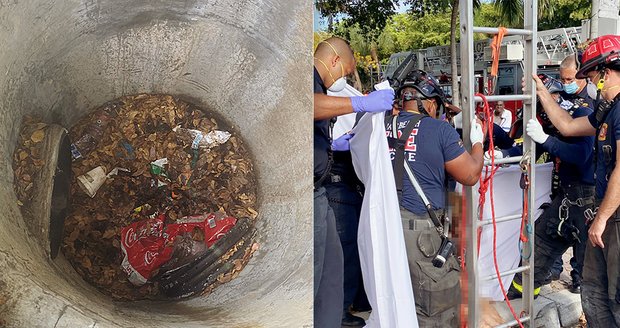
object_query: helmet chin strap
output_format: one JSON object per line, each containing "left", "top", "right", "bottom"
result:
{"left": 596, "top": 69, "right": 606, "bottom": 104}
{"left": 416, "top": 98, "right": 429, "bottom": 116}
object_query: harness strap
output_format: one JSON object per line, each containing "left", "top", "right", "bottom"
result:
{"left": 386, "top": 112, "right": 425, "bottom": 201}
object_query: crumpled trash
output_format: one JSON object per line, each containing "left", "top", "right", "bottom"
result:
{"left": 150, "top": 158, "right": 169, "bottom": 177}
{"left": 120, "top": 212, "right": 237, "bottom": 286}
{"left": 173, "top": 126, "right": 231, "bottom": 150}
{"left": 71, "top": 108, "right": 116, "bottom": 160}
{"left": 77, "top": 166, "right": 107, "bottom": 198}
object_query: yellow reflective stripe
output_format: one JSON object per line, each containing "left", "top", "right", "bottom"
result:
{"left": 512, "top": 280, "right": 523, "bottom": 293}
{"left": 511, "top": 280, "right": 541, "bottom": 295}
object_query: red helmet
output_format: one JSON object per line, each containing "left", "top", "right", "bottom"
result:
{"left": 576, "top": 35, "right": 620, "bottom": 79}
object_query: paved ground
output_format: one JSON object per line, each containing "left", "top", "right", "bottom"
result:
{"left": 492, "top": 248, "right": 586, "bottom": 328}
{"left": 351, "top": 249, "right": 586, "bottom": 327}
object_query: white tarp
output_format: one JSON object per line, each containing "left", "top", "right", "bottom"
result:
{"left": 350, "top": 111, "right": 418, "bottom": 328}
{"left": 460, "top": 163, "right": 552, "bottom": 300}
{"left": 328, "top": 84, "right": 360, "bottom": 138}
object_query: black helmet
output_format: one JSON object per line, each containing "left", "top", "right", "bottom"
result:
{"left": 397, "top": 69, "right": 449, "bottom": 113}
{"left": 537, "top": 74, "right": 563, "bottom": 94}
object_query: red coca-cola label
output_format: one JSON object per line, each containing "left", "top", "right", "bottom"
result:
{"left": 120, "top": 213, "right": 237, "bottom": 285}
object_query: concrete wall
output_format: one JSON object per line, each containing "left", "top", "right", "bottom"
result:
{"left": 0, "top": 1, "right": 312, "bottom": 327}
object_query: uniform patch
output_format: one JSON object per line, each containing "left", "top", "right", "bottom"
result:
{"left": 599, "top": 123, "right": 608, "bottom": 141}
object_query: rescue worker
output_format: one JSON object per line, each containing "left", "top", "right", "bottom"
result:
{"left": 507, "top": 55, "right": 595, "bottom": 300}
{"left": 314, "top": 36, "right": 394, "bottom": 328}
{"left": 386, "top": 69, "right": 485, "bottom": 327}
{"left": 549, "top": 55, "right": 596, "bottom": 292}
{"left": 528, "top": 35, "right": 620, "bottom": 327}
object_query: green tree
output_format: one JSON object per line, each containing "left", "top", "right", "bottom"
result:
{"left": 537, "top": 0, "right": 590, "bottom": 30}
{"left": 493, "top": 0, "right": 555, "bottom": 27}
{"left": 404, "top": 0, "right": 480, "bottom": 107}
{"left": 315, "top": 0, "right": 399, "bottom": 82}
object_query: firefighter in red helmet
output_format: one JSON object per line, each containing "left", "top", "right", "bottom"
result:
{"left": 529, "top": 34, "right": 620, "bottom": 327}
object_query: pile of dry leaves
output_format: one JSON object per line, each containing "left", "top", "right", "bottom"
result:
{"left": 12, "top": 117, "right": 49, "bottom": 208}
{"left": 61, "top": 94, "right": 258, "bottom": 300}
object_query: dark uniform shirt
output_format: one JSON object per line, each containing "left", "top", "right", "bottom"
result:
{"left": 387, "top": 112, "right": 465, "bottom": 214}
{"left": 588, "top": 99, "right": 620, "bottom": 199}
{"left": 314, "top": 68, "right": 330, "bottom": 179}
{"left": 543, "top": 86, "right": 594, "bottom": 185}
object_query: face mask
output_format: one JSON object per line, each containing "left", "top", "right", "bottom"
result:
{"left": 563, "top": 81, "right": 578, "bottom": 94}
{"left": 328, "top": 77, "right": 347, "bottom": 92}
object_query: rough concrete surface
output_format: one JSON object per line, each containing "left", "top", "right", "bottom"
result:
{"left": 0, "top": 1, "right": 313, "bottom": 327}
{"left": 493, "top": 249, "right": 584, "bottom": 327}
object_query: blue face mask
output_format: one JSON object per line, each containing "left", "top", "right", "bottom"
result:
{"left": 563, "top": 81, "right": 578, "bottom": 94}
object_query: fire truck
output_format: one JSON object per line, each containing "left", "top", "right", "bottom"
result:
{"left": 383, "top": 26, "right": 585, "bottom": 117}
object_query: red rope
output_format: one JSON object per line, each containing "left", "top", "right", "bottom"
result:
{"left": 475, "top": 94, "right": 524, "bottom": 328}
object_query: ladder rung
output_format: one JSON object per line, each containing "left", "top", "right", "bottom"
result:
{"left": 474, "top": 95, "right": 533, "bottom": 103}
{"left": 494, "top": 315, "right": 531, "bottom": 328}
{"left": 484, "top": 155, "right": 523, "bottom": 166}
{"left": 473, "top": 26, "right": 533, "bottom": 36}
{"left": 478, "top": 214, "right": 522, "bottom": 227}
{"left": 482, "top": 265, "right": 530, "bottom": 281}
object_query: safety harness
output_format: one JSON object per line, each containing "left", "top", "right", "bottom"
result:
{"left": 385, "top": 112, "right": 447, "bottom": 236}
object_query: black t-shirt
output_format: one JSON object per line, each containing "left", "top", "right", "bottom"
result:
{"left": 314, "top": 68, "right": 331, "bottom": 179}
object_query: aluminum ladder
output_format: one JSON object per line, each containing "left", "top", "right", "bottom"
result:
{"left": 459, "top": 1, "right": 538, "bottom": 327}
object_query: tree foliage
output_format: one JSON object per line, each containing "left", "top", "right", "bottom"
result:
{"left": 537, "top": 0, "right": 590, "bottom": 30}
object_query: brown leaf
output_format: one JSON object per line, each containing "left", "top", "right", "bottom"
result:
{"left": 102, "top": 229, "right": 116, "bottom": 239}
{"left": 82, "top": 257, "right": 92, "bottom": 269}
{"left": 30, "top": 129, "right": 45, "bottom": 143}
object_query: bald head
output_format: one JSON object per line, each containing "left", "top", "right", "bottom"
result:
{"left": 315, "top": 37, "right": 353, "bottom": 58}
{"left": 314, "top": 37, "right": 356, "bottom": 89}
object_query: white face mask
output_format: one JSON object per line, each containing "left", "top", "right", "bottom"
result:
{"left": 328, "top": 77, "right": 347, "bottom": 92}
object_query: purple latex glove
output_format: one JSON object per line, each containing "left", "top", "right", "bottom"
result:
{"left": 351, "top": 89, "right": 395, "bottom": 113}
{"left": 332, "top": 133, "right": 354, "bottom": 151}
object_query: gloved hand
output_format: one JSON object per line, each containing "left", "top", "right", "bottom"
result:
{"left": 332, "top": 133, "right": 353, "bottom": 151}
{"left": 351, "top": 89, "right": 394, "bottom": 113}
{"left": 484, "top": 150, "right": 505, "bottom": 160}
{"left": 470, "top": 118, "right": 484, "bottom": 146}
{"left": 526, "top": 119, "right": 549, "bottom": 144}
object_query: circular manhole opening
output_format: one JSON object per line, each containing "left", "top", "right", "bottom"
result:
{"left": 59, "top": 94, "right": 260, "bottom": 300}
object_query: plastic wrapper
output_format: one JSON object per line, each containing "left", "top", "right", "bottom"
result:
{"left": 71, "top": 109, "right": 115, "bottom": 160}
{"left": 172, "top": 126, "right": 231, "bottom": 150}
{"left": 120, "top": 212, "right": 237, "bottom": 286}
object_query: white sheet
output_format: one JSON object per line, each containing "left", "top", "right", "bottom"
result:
{"left": 461, "top": 163, "right": 553, "bottom": 300}
{"left": 328, "top": 84, "right": 361, "bottom": 138}
{"left": 350, "top": 112, "right": 418, "bottom": 328}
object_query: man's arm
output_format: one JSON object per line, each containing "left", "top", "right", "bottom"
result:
{"left": 314, "top": 93, "right": 355, "bottom": 121}
{"left": 542, "top": 135, "right": 593, "bottom": 167}
{"left": 314, "top": 89, "right": 395, "bottom": 121}
{"left": 588, "top": 139, "right": 620, "bottom": 248}
{"left": 445, "top": 143, "right": 484, "bottom": 186}
{"left": 533, "top": 74, "right": 596, "bottom": 137}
